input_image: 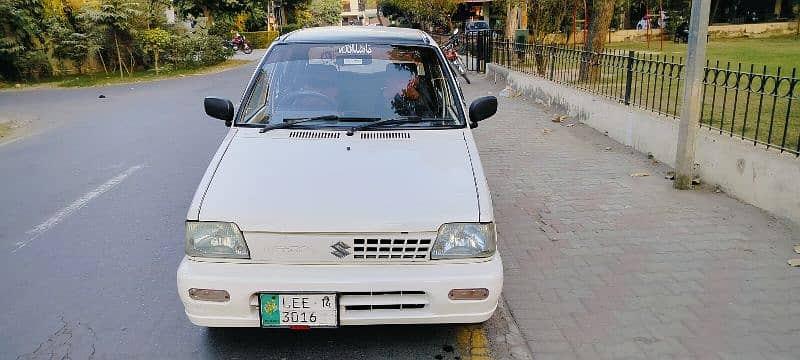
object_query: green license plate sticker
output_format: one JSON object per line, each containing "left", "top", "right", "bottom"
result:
{"left": 259, "top": 293, "right": 338, "bottom": 327}
{"left": 259, "top": 293, "right": 281, "bottom": 327}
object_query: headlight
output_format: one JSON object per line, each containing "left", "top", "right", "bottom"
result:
{"left": 431, "top": 223, "right": 496, "bottom": 259}
{"left": 185, "top": 222, "right": 250, "bottom": 259}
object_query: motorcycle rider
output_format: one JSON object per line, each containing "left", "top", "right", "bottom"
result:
{"left": 232, "top": 32, "right": 245, "bottom": 46}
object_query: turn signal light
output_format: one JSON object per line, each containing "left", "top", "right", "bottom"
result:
{"left": 448, "top": 288, "right": 489, "bottom": 300}
{"left": 188, "top": 288, "right": 230, "bottom": 302}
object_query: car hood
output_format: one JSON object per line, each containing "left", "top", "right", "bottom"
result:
{"left": 198, "top": 128, "right": 479, "bottom": 233}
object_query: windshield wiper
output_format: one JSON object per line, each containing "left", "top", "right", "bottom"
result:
{"left": 259, "top": 114, "right": 339, "bottom": 133}
{"left": 345, "top": 116, "right": 455, "bottom": 136}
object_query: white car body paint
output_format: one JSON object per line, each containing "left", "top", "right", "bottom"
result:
{"left": 178, "top": 28, "right": 502, "bottom": 327}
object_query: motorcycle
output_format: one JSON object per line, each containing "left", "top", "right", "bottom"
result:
{"left": 441, "top": 28, "right": 470, "bottom": 84}
{"left": 226, "top": 35, "right": 253, "bottom": 54}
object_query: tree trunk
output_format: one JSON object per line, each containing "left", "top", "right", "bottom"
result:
{"left": 710, "top": 0, "right": 720, "bottom": 24}
{"left": 114, "top": 33, "right": 124, "bottom": 79}
{"left": 775, "top": 0, "right": 782, "bottom": 18}
{"left": 203, "top": 6, "right": 214, "bottom": 26}
{"left": 579, "top": 0, "right": 615, "bottom": 82}
{"left": 97, "top": 50, "right": 108, "bottom": 74}
{"left": 154, "top": 50, "right": 159, "bottom": 75}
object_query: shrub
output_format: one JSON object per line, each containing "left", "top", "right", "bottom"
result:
{"left": 241, "top": 31, "right": 279, "bottom": 48}
{"left": 167, "top": 32, "right": 232, "bottom": 68}
{"left": 139, "top": 28, "right": 170, "bottom": 73}
{"left": 279, "top": 23, "right": 303, "bottom": 35}
{"left": 14, "top": 50, "right": 52, "bottom": 80}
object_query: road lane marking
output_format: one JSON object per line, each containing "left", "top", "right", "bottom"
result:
{"left": 456, "top": 323, "right": 494, "bottom": 360}
{"left": 13, "top": 164, "right": 144, "bottom": 253}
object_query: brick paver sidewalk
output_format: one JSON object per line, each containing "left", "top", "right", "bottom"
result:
{"left": 464, "top": 74, "right": 800, "bottom": 359}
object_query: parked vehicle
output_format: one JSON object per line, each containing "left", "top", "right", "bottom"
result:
{"left": 441, "top": 28, "right": 470, "bottom": 84}
{"left": 464, "top": 20, "right": 490, "bottom": 35}
{"left": 179, "top": 26, "right": 502, "bottom": 328}
{"left": 226, "top": 32, "right": 253, "bottom": 54}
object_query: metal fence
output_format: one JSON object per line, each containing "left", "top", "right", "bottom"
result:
{"left": 460, "top": 33, "right": 800, "bottom": 156}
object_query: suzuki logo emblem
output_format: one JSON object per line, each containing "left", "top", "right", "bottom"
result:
{"left": 330, "top": 241, "right": 351, "bottom": 258}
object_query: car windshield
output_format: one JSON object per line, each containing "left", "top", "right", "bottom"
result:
{"left": 238, "top": 43, "right": 462, "bottom": 128}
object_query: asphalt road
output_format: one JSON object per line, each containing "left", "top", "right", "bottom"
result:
{"left": 0, "top": 64, "right": 479, "bottom": 359}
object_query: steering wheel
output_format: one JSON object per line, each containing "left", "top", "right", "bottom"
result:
{"left": 278, "top": 90, "right": 337, "bottom": 109}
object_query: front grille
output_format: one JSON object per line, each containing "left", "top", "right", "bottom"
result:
{"left": 352, "top": 238, "right": 432, "bottom": 261}
{"left": 340, "top": 291, "right": 428, "bottom": 311}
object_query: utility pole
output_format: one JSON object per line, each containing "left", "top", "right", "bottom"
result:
{"left": 674, "top": 0, "right": 711, "bottom": 189}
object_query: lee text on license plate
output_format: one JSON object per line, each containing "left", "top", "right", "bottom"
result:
{"left": 259, "top": 293, "right": 337, "bottom": 327}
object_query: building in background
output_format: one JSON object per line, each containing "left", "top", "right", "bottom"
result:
{"left": 341, "top": 0, "right": 380, "bottom": 25}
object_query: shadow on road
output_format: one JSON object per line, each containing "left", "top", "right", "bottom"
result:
{"left": 202, "top": 324, "right": 463, "bottom": 359}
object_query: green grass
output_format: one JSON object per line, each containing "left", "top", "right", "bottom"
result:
{"left": 0, "top": 59, "right": 252, "bottom": 89}
{"left": 605, "top": 35, "right": 800, "bottom": 73}
{"left": 489, "top": 36, "right": 800, "bottom": 153}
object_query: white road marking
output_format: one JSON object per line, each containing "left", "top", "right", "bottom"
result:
{"left": 12, "top": 164, "right": 144, "bottom": 253}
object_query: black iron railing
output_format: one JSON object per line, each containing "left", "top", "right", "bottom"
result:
{"left": 460, "top": 33, "right": 799, "bottom": 156}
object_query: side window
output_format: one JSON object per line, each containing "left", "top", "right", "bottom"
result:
{"left": 241, "top": 71, "right": 269, "bottom": 122}
{"left": 240, "top": 63, "right": 278, "bottom": 123}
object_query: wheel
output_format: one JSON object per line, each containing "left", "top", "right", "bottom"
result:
{"left": 460, "top": 70, "right": 471, "bottom": 84}
{"left": 232, "top": 44, "right": 239, "bottom": 51}
{"left": 451, "top": 61, "right": 470, "bottom": 84}
{"left": 243, "top": 45, "right": 253, "bottom": 54}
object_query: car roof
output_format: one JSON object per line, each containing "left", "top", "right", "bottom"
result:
{"left": 279, "top": 26, "right": 432, "bottom": 45}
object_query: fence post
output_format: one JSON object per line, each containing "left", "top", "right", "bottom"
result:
{"left": 505, "top": 39, "right": 510, "bottom": 68}
{"left": 623, "top": 50, "right": 635, "bottom": 105}
{"left": 548, "top": 47, "right": 556, "bottom": 81}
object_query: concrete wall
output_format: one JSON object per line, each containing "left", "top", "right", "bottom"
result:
{"left": 487, "top": 63, "right": 800, "bottom": 224}
{"left": 540, "top": 22, "right": 797, "bottom": 45}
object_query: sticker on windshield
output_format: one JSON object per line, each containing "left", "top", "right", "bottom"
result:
{"left": 343, "top": 58, "right": 363, "bottom": 65}
{"left": 338, "top": 43, "right": 372, "bottom": 55}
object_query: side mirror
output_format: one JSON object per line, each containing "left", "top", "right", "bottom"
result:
{"left": 204, "top": 96, "right": 234, "bottom": 126}
{"left": 468, "top": 96, "right": 498, "bottom": 128}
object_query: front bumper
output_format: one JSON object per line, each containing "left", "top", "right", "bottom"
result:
{"left": 177, "top": 256, "right": 503, "bottom": 327}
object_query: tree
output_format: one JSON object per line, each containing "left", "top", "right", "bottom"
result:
{"left": 579, "top": 0, "right": 616, "bottom": 81}
{"left": 174, "top": 0, "right": 250, "bottom": 26}
{"left": 304, "top": 0, "right": 342, "bottom": 26}
{"left": 139, "top": 28, "right": 169, "bottom": 73}
{"left": 51, "top": 20, "right": 102, "bottom": 74}
{"left": 0, "top": 0, "right": 51, "bottom": 81}
{"left": 379, "top": 0, "right": 458, "bottom": 29}
{"left": 78, "top": 0, "right": 143, "bottom": 78}
{"left": 527, "top": 0, "right": 569, "bottom": 75}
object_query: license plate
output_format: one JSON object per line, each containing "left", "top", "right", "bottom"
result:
{"left": 259, "top": 293, "right": 338, "bottom": 328}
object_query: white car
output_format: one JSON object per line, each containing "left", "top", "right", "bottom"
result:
{"left": 177, "top": 26, "right": 502, "bottom": 328}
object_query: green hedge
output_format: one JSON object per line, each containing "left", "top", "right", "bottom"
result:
{"left": 241, "top": 31, "right": 280, "bottom": 49}
{"left": 279, "top": 23, "right": 303, "bottom": 35}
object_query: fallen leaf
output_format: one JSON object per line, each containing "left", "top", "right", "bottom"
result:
{"left": 794, "top": 245, "right": 800, "bottom": 254}
{"left": 565, "top": 123, "right": 575, "bottom": 127}
{"left": 651, "top": 160, "right": 659, "bottom": 165}
{"left": 552, "top": 114, "right": 567, "bottom": 123}
{"left": 542, "top": 128, "right": 552, "bottom": 135}
{"left": 692, "top": 177, "right": 701, "bottom": 185}
{"left": 665, "top": 171, "right": 676, "bottom": 180}
{"left": 604, "top": 147, "right": 612, "bottom": 151}
{"left": 788, "top": 259, "right": 800, "bottom": 267}
{"left": 630, "top": 172, "right": 650, "bottom": 177}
